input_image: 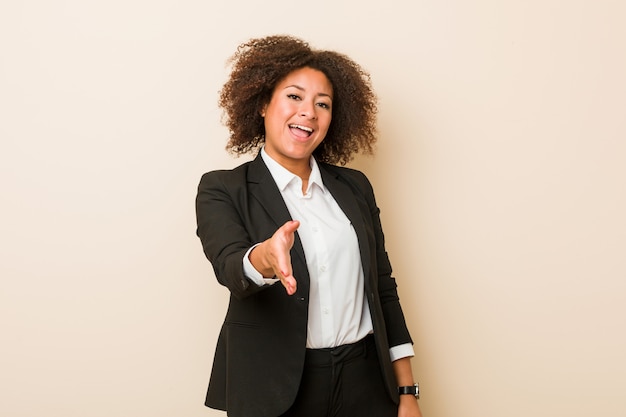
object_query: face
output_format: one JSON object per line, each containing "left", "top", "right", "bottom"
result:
{"left": 261, "top": 67, "right": 333, "bottom": 172}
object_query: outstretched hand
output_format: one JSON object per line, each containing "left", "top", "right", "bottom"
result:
{"left": 250, "top": 220, "right": 300, "bottom": 295}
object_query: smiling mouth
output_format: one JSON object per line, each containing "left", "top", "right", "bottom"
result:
{"left": 289, "top": 124, "right": 313, "bottom": 138}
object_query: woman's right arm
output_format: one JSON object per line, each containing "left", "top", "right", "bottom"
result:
{"left": 195, "top": 171, "right": 300, "bottom": 298}
{"left": 195, "top": 171, "right": 266, "bottom": 299}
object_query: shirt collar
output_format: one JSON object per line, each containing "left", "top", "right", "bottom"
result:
{"left": 260, "top": 147, "right": 326, "bottom": 193}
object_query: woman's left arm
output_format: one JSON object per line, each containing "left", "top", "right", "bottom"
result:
{"left": 393, "top": 357, "right": 423, "bottom": 417}
{"left": 344, "top": 167, "right": 423, "bottom": 416}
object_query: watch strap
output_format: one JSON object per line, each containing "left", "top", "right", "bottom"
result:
{"left": 398, "top": 383, "right": 419, "bottom": 399}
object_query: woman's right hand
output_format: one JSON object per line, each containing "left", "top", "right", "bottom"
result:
{"left": 250, "top": 220, "right": 300, "bottom": 295}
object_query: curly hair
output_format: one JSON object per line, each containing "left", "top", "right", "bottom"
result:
{"left": 219, "top": 35, "right": 378, "bottom": 166}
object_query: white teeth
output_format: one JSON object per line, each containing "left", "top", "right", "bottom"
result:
{"left": 289, "top": 124, "right": 313, "bottom": 133}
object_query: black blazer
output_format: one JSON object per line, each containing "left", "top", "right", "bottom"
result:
{"left": 196, "top": 154, "right": 413, "bottom": 417}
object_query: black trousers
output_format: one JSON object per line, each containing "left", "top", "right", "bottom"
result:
{"left": 279, "top": 335, "right": 398, "bottom": 417}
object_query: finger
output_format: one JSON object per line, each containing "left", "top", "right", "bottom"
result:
{"left": 275, "top": 264, "right": 297, "bottom": 295}
{"left": 273, "top": 248, "right": 292, "bottom": 277}
{"left": 280, "top": 272, "right": 297, "bottom": 296}
{"left": 273, "top": 221, "right": 300, "bottom": 295}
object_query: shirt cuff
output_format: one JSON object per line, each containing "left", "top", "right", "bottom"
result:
{"left": 243, "top": 244, "right": 280, "bottom": 286}
{"left": 389, "top": 343, "right": 415, "bottom": 362}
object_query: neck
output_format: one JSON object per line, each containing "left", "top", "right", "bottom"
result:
{"left": 275, "top": 158, "right": 312, "bottom": 180}
{"left": 281, "top": 161, "right": 311, "bottom": 194}
{"left": 262, "top": 148, "right": 312, "bottom": 180}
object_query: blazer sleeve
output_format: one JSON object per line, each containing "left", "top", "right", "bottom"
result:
{"left": 355, "top": 170, "right": 414, "bottom": 348}
{"left": 195, "top": 169, "right": 267, "bottom": 299}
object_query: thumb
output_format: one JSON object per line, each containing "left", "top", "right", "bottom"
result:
{"left": 283, "top": 220, "right": 300, "bottom": 233}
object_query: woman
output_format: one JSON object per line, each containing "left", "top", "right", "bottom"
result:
{"left": 196, "top": 35, "right": 422, "bottom": 417}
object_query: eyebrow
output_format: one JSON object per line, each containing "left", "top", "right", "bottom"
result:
{"left": 284, "top": 84, "right": 333, "bottom": 99}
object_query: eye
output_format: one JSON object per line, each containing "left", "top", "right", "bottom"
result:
{"left": 287, "top": 94, "right": 301, "bottom": 100}
{"left": 316, "top": 102, "right": 331, "bottom": 110}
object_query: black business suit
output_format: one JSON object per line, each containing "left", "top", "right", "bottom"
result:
{"left": 196, "top": 154, "right": 413, "bottom": 417}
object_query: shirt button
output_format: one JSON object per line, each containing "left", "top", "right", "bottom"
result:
{"left": 320, "top": 265, "right": 326, "bottom": 272}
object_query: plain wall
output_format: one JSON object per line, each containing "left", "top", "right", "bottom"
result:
{"left": 1, "top": 1, "right": 624, "bottom": 416}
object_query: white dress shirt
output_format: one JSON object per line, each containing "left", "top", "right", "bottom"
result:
{"left": 244, "top": 149, "right": 414, "bottom": 360}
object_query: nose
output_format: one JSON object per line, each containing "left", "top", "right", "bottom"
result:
{"left": 299, "top": 101, "right": 317, "bottom": 119}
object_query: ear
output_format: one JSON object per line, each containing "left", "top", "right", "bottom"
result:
{"left": 260, "top": 103, "right": 267, "bottom": 118}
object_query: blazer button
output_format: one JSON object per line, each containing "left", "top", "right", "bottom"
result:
{"left": 298, "top": 297, "right": 306, "bottom": 301}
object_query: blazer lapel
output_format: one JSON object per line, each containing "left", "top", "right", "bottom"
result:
{"left": 247, "top": 154, "right": 307, "bottom": 267}
{"left": 319, "top": 165, "right": 372, "bottom": 287}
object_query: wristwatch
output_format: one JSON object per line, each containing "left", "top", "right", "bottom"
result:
{"left": 398, "top": 383, "right": 419, "bottom": 399}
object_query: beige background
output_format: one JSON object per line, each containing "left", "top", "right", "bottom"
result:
{"left": 1, "top": 1, "right": 625, "bottom": 416}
